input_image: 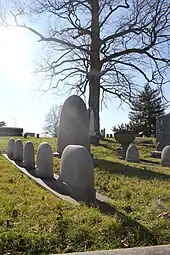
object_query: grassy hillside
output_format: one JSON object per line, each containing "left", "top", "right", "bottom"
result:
{"left": 0, "top": 136, "right": 169, "bottom": 254}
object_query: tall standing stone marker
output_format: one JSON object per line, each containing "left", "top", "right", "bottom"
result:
{"left": 156, "top": 113, "right": 170, "bottom": 150}
{"left": 88, "top": 107, "right": 95, "bottom": 135}
{"left": 56, "top": 95, "right": 90, "bottom": 156}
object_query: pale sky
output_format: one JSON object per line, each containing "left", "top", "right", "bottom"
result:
{"left": 0, "top": 26, "right": 169, "bottom": 135}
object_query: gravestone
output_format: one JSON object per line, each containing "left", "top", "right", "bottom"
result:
{"left": 23, "top": 141, "right": 35, "bottom": 169}
{"left": 88, "top": 107, "right": 95, "bottom": 135}
{"left": 36, "top": 142, "right": 54, "bottom": 179}
{"left": 106, "top": 134, "right": 109, "bottom": 138}
{"left": 56, "top": 125, "right": 59, "bottom": 137}
{"left": 87, "top": 107, "right": 100, "bottom": 145}
{"left": 59, "top": 145, "right": 96, "bottom": 202}
{"left": 36, "top": 134, "right": 39, "bottom": 138}
{"left": 101, "top": 128, "right": 105, "bottom": 138}
{"left": 13, "top": 139, "right": 23, "bottom": 162}
{"left": 110, "top": 134, "right": 113, "bottom": 138}
{"left": 56, "top": 95, "right": 90, "bottom": 156}
{"left": 161, "top": 145, "right": 170, "bottom": 167}
{"left": 126, "top": 144, "right": 140, "bottom": 163}
{"left": 7, "top": 138, "right": 15, "bottom": 159}
{"left": 156, "top": 113, "right": 170, "bottom": 151}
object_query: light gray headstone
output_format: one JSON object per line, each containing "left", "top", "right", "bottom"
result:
{"left": 36, "top": 142, "right": 54, "bottom": 179}
{"left": 161, "top": 145, "right": 170, "bottom": 167}
{"left": 101, "top": 128, "right": 105, "bottom": 137}
{"left": 23, "top": 141, "right": 35, "bottom": 169}
{"left": 88, "top": 107, "right": 95, "bottom": 135}
{"left": 7, "top": 138, "right": 15, "bottom": 159}
{"left": 13, "top": 139, "right": 23, "bottom": 162}
{"left": 57, "top": 95, "right": 90, "bottom": 155}
{"left": 59, "top": 145, "right": 96, "bottom": 202}
{"left": 126, "top": 144, "right": 140, "bottom": 163}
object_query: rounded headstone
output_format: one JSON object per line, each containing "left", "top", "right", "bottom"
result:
{"left": 126, "top": 144, "right": 140, "bottom": 163}
{"left": 57, "top": 95, "right": 90, "bottom": 155}
{"left": 23, "top": 141, "right": 35, "bottom": 169}
{"left": 36, "top": 142, "right": 54, "bottom": 179}
{"left": 59, "top": 145, "right": 96, "bottom": 202}
{"left": 161, "top": 145, "right": 170, "bottom": 167}
{"left": 13, "top": 139, "right": 23, "bottom": 162}
{"left": 7, "top": 138, "right": 15, "bottom": 159}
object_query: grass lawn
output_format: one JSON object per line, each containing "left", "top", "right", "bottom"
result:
{"left": 0, "top": 136, "right": 170, "bottom": 254}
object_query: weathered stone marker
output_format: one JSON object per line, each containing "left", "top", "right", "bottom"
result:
{"left": 59, "top": 145, "right": 96, "bottom": 202}
{"left": 13, "top": 139, "right": 23, "bottom": 162}
{"left": 161, "top": 145, "right": 170, "bottom": 167}
{"left": 156, "top": 113, "right": 170, "bottom": 150}
{"left": 56, "top": 95, "right": 90, "bottom": 156}
{"left": 126, "top": 144, "right": 140, "bottom": 163}
{"left": 7, "top": 138, "right": 15, "bottom": 159}
{"left": 101, "top": 128, "right": 105, "bottom": 138}
{"left": 88, "top": 107, "right": 95, "bottom": 135}
{"left": 23, "top": 141, "right": 35, "bottom": 169}
{"left": 36, "top": 142, "right": 54, "bottom": 179}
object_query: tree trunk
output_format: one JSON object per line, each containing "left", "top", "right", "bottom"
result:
{"left": 89, "top": 76, "right": 100, "bottom": 136}
{"left": 88, "top": 0, "right": 101, "bottom": 139}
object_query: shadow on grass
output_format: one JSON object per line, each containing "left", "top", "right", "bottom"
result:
{"left": 91, "top": 199, "right": 158, "bottom": 246}
{"left": 94, "top": 159, "right": 170, "bottom": 180}
{"left": 11, "top": 157, "right": 160, "bottom": 246}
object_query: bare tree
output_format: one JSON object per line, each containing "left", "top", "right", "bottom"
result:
{"left": 43, "top": 105, "right": 62, "bottom": 137}
{"left": 0, "top": 121, "right": 6, "bottom": 127}
{"left": 1, "top": 0, "right": 170, "bottom": 139}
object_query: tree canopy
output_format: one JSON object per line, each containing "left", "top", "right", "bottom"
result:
{"left": 43, "top": 105, "right": 62, "bottom": 137}
{"left": 1, "top": 0, "right": 170, "bottom": 136}
{"left": 0, "top": 121, "right": 6, "bottom": 127}
{"left": 129, "top": 84, "right": 167, "bottom": 136}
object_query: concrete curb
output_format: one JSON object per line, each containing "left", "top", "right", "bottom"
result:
{"left": 52, "top": 245, "right": 170, "bottom": 255}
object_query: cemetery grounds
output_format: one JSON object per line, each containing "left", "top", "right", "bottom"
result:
{"left": 0, "top": 136, "right": 169, "bottom": 254}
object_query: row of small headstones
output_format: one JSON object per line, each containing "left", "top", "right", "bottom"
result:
{"left": 126, "top": 144, "right": 170, "bottom": 167}
{"left": 7, "top": 138, "right": 96, "bottom": 202}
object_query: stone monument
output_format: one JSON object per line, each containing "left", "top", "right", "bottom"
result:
{"left": 88, "top": 107, "right": 95, "bottom": 135}
{"left": 161, "top": 145, "right": 170, "bottom": 167}
{"left": 59, "top": 145, "right": 96, "bottom": 202}
{"left": 36, "top": 142, "right": 54, "bottom": 179}
{"left": 13, "top": 139, "right": 23, "bottom": 163}
{"left": 101, "top": 129, "right": 105, "bottom": 138}
{"left": 56, "top": 95, "right": 90, "bottom": 156}
{"left": 126, "top": 145, "right": 140, "bottom": 163}
{"left": 87, "top": 107, "right": 100, "bottom": 145}
{"left": 156, "top": 113, "right": 170, "bottom": 150}
{"left": 7, "top": 138, "right": 15, "bottom": 159}
{"left": 23, "top": 141, "right": 35, "bottom": 169}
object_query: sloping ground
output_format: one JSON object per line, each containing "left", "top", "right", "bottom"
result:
{"left": 0, "top": 137, "right": 170, "bottom": 254}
